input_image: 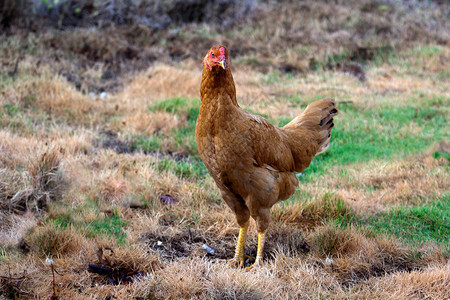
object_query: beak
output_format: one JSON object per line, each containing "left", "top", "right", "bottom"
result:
{"left": 218, "top": 58, "right": 226, "bottom": 69}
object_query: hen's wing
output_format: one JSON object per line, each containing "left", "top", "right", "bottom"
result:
{"left": 241, "top": 99, "right": 337, "bottom": 174}
{"left": 241, "top": 111, "right": 296, "bottom": 172}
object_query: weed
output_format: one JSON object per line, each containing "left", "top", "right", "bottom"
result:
{"left": 433, "top": 151, "right": 449, "bottom": 161}
{"left": 3, "top": 104, "right": 19, "bottom": 116}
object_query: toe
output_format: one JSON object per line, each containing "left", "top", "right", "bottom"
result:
{"left": 244, "top": 264, "right": 256, "bottom": 272}
{"left": 244, "top": 260, "right": 261, "bottom": 272}
{"left": 228, "top": 256, "right": 245, "bottom": 268}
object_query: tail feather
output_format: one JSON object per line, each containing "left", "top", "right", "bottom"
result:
{"left": 284, "top": 98, "right": 338, "bottom": 155}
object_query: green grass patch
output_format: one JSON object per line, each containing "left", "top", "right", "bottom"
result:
{"left": 85, "top": 211, "right": 128, "bottom": 244}
{"left": 132, "top": 134, "right": 162, "bottom": 153}
{"left": 49, "top": 212, "right": 75, "bottom": 230}
{"left": 151, "top": 157, "right": 208, "bottom": 180}
{"left": 300, "top": 100, "right": 448, "bottom": 181}
{"left": 407, "top": 45, "right": 443, "bottom": 58}
{"left": 148, "top": 97, "right": 199, "bottom": 117}
{"left": 364, "top": 195, "right": 450, "bottom": 246}
{"left": 134, "top": 97, "right": 211, "bottom": 181}
{"left": 47, "top": 202, "right": 127, "bottom": 244}
{"left": 277, "top": 116, "right": 292, "bottom": 127}
{"left": 134, "top": 97, "right": 201, "bottom": 155}
{"left": 287, "top": 192, "right": 449, "bottom": 248}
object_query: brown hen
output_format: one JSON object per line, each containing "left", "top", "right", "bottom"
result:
{"left": 195, "top": 45, "right": 338, "bottom": 269}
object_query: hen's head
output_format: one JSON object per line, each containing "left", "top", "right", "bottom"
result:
{"left": 204, "top": 45, "right": 229, "bottom": 71}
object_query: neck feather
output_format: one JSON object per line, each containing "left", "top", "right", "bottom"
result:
{"left": 200, "top": 65, "right": 238, "bottom": 107}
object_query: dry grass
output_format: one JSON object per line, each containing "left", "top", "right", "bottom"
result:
{"left": 117, "top": 64, "right": 201, "bottom": 105}
{"left": 0, "top": 139, "right": 64, "bottom": 215}
{"left": 1, "top": 56, "right": 448, "bottom": 297}
{"left": 1, "top": 63, "right": 448, "bottom": 299}
{"left": 1, "top": 2, "right": 449, "bottom": 297}
{"left": 312, "top": 151, "right": 449, "bottom": 215}
{"left": 349, "top": 264, "right": 450, "bottom": 299}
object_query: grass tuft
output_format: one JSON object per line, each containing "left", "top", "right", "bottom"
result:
{"left": 311, "top": 224, "right": 358, "bottom": 257}
{"left": 27, "top": 225, "right": 80, "bottom": 258}
{"left": 274, "top": 192, "right": 356, "bottom": 228}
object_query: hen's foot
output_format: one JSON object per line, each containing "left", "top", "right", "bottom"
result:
{"left": 228, "top": 255, "right": 244, "bottom": 268}
{"left": 228, "top": 254, "right": 254, "bottom": 268}
{"left": 244, "top": 259, "right": 262, "bottom": 271}
{"left": 229, "top": 221, "right": 249, "bottom": 268}
{"left": 245, "top": 232, "right": 266, "bottom": 271}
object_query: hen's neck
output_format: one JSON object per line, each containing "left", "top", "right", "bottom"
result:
{"left": 200, "top": 66, "right": 239, "bottom": 107}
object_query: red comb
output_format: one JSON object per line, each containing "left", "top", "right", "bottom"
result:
{"left": 219, "top": 47, "right": 225, "bottom": 57}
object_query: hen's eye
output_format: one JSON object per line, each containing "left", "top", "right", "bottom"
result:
{"left": 211, "top": 52, "right": 215, "bottom": 57}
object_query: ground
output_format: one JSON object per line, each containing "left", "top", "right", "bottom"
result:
{"left": 0, "top": 0, "right": 449, "bottom": 299}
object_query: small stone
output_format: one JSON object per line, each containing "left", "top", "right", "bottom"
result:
{"left": 159, "top": 195, "right": 178, "bottom": 205}
{"left": 202, "top": 244, "right": 215, "bottom": 255}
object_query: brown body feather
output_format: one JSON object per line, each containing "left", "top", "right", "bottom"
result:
{"left": 196, "top": 45, "right": 338, "bottom": 241}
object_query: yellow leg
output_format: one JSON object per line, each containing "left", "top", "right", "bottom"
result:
{"left": 229, "top": 221, "right": 249, "bottom": 267}
{"left": 255, "top": 231, "right": 266, "bottom": 265}
{"left": 245, "top": 231, "right": 266, "bottom": 271}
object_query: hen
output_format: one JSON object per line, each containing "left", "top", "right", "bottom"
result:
{"left": 195, "top": 45, "right": 338, "bottom": 269}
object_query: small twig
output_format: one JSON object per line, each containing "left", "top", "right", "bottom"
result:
{"left": 51, "top": 264, "right": 56, "bottom": 297}
{"left": 0, "top": 275, "right": 28, "bottom": 280}
{"left": 53, "top": 268, "right": 63, "bottom": 276}
{"left": 339, "top": 100, "right": 354, "bottom": 105}
{"left": 45, "top": 258, "right": 58, "bottom": 299}
{"left": 187, "top": 226, "right": 193, "bottom": 243}
{"left": 8, "top": 56, "right": 21, "bottom": 78}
